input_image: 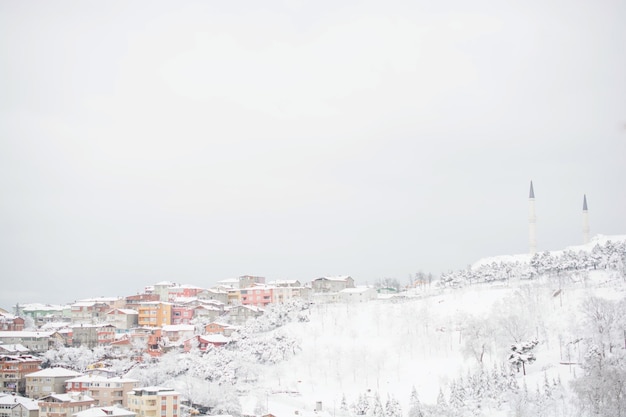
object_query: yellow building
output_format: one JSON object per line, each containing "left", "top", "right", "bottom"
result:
{"left": 127, "top": 387, "right": 179, "bottom": 417}
{"left": 137, "top": 303, "right": 172, "bottom": 327}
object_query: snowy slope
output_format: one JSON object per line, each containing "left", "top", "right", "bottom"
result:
{"left": 248, "top": 268, "right": 625, "bottom": 417}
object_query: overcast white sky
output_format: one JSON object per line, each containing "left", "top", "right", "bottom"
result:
{"left": 1, "top": 0, "right": 625, "bottom": 309}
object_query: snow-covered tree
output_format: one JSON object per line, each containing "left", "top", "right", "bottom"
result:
{"left": 407, "top": 386, "right": 423, "bottom": 417}
{"left": 370, "top": 393, "right": 384, "bottom": 417}
{"left": 460, "top": 315, "right": 493, "bottom": 364}
{"left": 384, "top": 394, "right": 401, "bottom": 417}
{"left": 353, "top": 393, "right": 370, "bottom": 416}
{"left": 508, "top": 339, "right": 538, "bottom": 375}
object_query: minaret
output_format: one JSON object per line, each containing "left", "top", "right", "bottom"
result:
{"left": 529, "top": 181, "right": 536, "bottom": 254}
{"left": 582, "top": 194, "right": 590, "bottom": 244}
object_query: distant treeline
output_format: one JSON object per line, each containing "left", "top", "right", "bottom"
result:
{"left": 438, "top": 240, "right": 626, "bottom": 288}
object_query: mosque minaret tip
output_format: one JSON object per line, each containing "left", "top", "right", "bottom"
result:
{"left": 529, "top": 181, "right": 537, "bottom": 254}
{"left": 583, "top": 194, "right": 590, "bottom": 244}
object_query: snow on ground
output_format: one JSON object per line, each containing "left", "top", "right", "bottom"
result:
{"left": 248, "top": 268, "right": 626, "bottom": 416}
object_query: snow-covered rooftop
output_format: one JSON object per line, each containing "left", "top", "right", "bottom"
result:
{"left": 41, "top": 393, "right": 95, "bottom": 403}
{"left": 21, "top": 303, "right": 67, "bottom": 312}
{"left": 199, "top": 334, "right": 230, "bottom": 344}
{"left": 339, "top": 287, "right": 374, "bottom": 294}
{"left": 0, "top": 344, "right": 30, "bottom": 353}
{"left": 0, "top": 394, "right": 40, "bottom": 410}
{"left": 315, "top": 275, "right": 352, "bottom": 281}
{"left": 161, "top": 324, "right": 194, "bottom": 332}
{"left": 154, "top": 281, "right": 175, "bottom": 287}
{"left": 26, "top": 367, "right": 83, "bottom": 378}
{"left": 0, "top": 331, "right": 55, "bottom": 338}
{"left": 66, "top": 375, "right": 138, "bottom": 383}
{"left": 74, "top": 406, "right": 136, "bottom": 417}
{"left": 107, "top": 309, "right": 138, "bottom": 315}
{"left": 130, "top": 387, "right": 180, "bottom": 396}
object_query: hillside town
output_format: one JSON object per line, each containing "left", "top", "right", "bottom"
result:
{"left": 1, "top": 236, "right": 625, "bottom": 417}
{"left": 0, "top": 274, "right": 383, "bottom": 417}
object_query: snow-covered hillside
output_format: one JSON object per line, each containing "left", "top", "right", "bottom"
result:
{"left": 250, "top": 271, "right": 624, "bottom": 417}
{"left": 244, "top": 236, "right": 626, "bottom": 417}
{"left": 42, "top": 235, "right": 626, "bottom": 417}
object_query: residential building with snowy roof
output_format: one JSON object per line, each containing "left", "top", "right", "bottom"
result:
{"left": 105, "top": 309, "right": 139, "bottom": 331}
{"left": 71, "top": 324, "right": 116, "bottom": 349}
{"left": 225, "top": 305, "right": 264, "bottom": 325}
{"left": 0, "top": 354, "right": 43, "bottom": 394}
{"left": 339, "top": 287, "right": 378, "bottom": 303}
{"left": 137, "top": 303, "right": 172, "bottom": 328}
{"left": 0, "top": 393, "right": 40, "bottom": 417}
{"left": 0, "top": 346, "right": 30, "bottom": 356}
{"left": 0, "top": 332, "right": 60, "bottom": 353}
{"left": 196, "top": 289, "right": 229, "bottom": 305}
{"left": 66, "top": 375, "right": 139, "bottom": 407}
{"left": 38, "top": 392, "right": 96, "bottom": 417}
{"left": 25, "top": 367, "right": 83, "bottom": 399}
{"left": 18, "top": 304, "right": 70, "bottom": 327}
{"left": 73, "top": 405, "right": 136, "bottom": 417}
{"left": 70, "top": 302, "right": 111, "bottom": 325}
{"left": 160, "top": 325, "right": 194, "bottom": 343}
{"left": 311, "top": 276, "right": 355, "bottom": 293}
{"left": 0, "top": 313, "right": 24, "bottom": 332}
{"left": 127, "top": 387, "right": 180, "bottom": 417}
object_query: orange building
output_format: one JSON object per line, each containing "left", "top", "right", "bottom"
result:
{"left": 137, "top": 302, "right": 172, "bottom": 327}
{"left": 0, "top": 354, "right": 43, "bottom": 394}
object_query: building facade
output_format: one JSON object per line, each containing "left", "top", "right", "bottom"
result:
{"left": 25, "top": 367, "right": 83, "bottom": 399}
{"left": 0, "top": 355, "right": 42, "bottom": 394}
{"left": 127, "top": 387, "right": 179, "bottom": 417}
{"left": 137, "top": 303, "right": 172, "bottom": 328}
{"left": 105, "top": 310, "right": 139, "bottom": 332}
{"left": 66, "top": 375, "right": 139, "bottom": 407}
{"left": 0, "top": 394, "right": 40, "bottom": 417}
{"left": 38, "top": 392, "right": 96, "bottom": 417}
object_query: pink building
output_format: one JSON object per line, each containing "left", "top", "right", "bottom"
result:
{"left": 170, "top": 306, "right": 194, "bottom": 325}
{"left": 240, "top": 286, "right": 274, "bottom": 307}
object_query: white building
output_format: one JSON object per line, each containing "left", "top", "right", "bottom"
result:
{"left": 339, "top": 287, "right": 378, "bottom": 303}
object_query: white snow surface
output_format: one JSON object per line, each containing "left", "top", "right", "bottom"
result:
{"left": 242, "top": 268, "right": 625, "bottom": 417}
{"left": 472, "top": 234, "right": 626, "bottom": 268}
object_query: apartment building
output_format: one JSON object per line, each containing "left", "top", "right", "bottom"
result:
{"left": 18, "top": 304, "right": 70, "bottom": 327}
{"left": 169, "top": 306, "right": 194, "bottom": 326}
{"left": 25, "top": 367, "right": 82, "bottom": 399}
{"left": 311, "top": 276, "right": 355, "bottom": 293}
{"left": 65, "top": 375, "right": 139, "bottom": 407}
{"left": 137, "top": 303, "right": 171, "bottom": 328}
{"left": 105, "top": 310, "right": 138, "bottom": 332}
{"left": 0, "top": 313, "right": 25, "bottom": 332}
{"left": 160, "top": 325, "right": 194, "bottom": 344}
{"left": 71, "top": 325, "right": 116, "bottom": 349}
{"left": 70, "top": 302, "right": 110, "bottom": 324}
{"left": 127, "top": 387, "right": 179, "bottom": 417}
{"left": 0, "top": 394, "right": 40, "bottom": 417}
{"left": 38, "top": 392, "right": 96, "bottom": 417}
{"left": 0, "top": 332, "right": 60, "bottom": 354}
{"left": 0, "top": 355, "right": 42, "bottom": 394}
{"left": 124, "top": 295, "right": 159, "bottom": 310}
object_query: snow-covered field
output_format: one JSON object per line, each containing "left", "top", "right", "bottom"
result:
{"left": 248, "top": 268, "right": 625, "bottom": 417}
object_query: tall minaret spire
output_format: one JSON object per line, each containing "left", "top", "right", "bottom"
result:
{"left": 582, "top": 194, "right": 590, "bottom": 244}
{"left": 529, "top": 181, "right": 537, "bottom": 254}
